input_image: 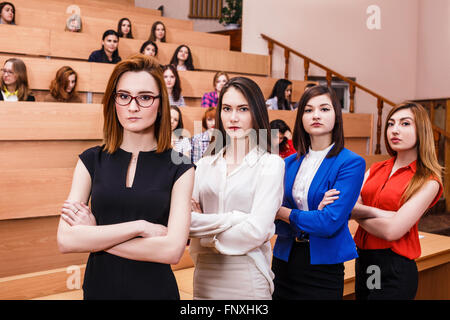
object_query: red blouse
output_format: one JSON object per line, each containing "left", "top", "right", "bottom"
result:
{"left": 279, "top": 139, "right": 296, "bottom": 159}
{"left": 353, "top": 157, "right": 443, "bottom": 260}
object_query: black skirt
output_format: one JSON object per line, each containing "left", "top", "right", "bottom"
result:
{"left": 355, "top": 248, "right": 418, "bottom": 300}
{"left": 272, "top": 241, "right": 344, "bottom": 300}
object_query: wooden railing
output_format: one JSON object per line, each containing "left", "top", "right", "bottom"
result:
{"left": 261, "top": 33, "right": 450, "bottom": 156}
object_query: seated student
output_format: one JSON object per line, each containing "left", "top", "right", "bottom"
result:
{"left": 0, "top": 58, "right": 34, "bottom": 101}
{"left": 117, "top": 17, "right": 133, "bottom": 39}
{"left": 0, "top": 2, "right": 15, "bottom": 25}
{"left": 191, "top": 107, "right": 215, "bottom": 164}
{"left": 266, "top": 79, "right": 294, "bottom": 110}
{"left": 170, "top": 105, "right": 191, "bottom": 158}
{"left": 140, "top": 40, "right": 158, "bottom": 58}
{"left": 148, "top": 21, "right": 166, "bottom": 43}
{"left": 163, "top": 64, "right": 185, "bottom": 107}
{"left": 169, "top": 45, "right": 194, "bottom": 71}
{"left": 270, "top": 119, "right": 296, "bottom": 158}
{"left": 88, "top": 30, "right": 121, "bottom": 64}
{"left": 201, "top": 71, "right": 229, "bottom": 108}
{"left": 44, "top": 66, "right": 82, "bottom": 103}
{"left": 65, "top": 14, "right": 82, "bottom": 32}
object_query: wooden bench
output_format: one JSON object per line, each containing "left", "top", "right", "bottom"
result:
{"left": 13, "top": 0, "right": 194, "bottom": 30}
{"left": 15, "top": 8, "right": 229, "bottom": 50}
{"left": 0, "top": 25, "right": 269, "bottom": 76}
{"left": 0, "top": 55, "right": 311, "bottom": 106}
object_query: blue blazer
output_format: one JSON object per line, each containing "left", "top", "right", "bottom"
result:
{"left": 273, "top": 147, "right": 365, "bottom": 265}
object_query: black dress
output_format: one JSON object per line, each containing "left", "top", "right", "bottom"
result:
{"left": 79, "top": 145, "right": 194, "bottom": 300}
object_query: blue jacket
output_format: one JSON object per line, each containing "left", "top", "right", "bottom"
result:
{"left": 273, "top": 147, "right": 365, "bottom": 265}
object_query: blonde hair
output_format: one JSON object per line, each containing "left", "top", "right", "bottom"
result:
{"left": 384, "top": 101, "right": 443, "bottom": 204}
{"left": 102, "top": 54, "right": 172, "bottom": 154}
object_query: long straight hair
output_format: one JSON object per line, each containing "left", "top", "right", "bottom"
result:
{"left": 210, "top": 76, "right": 272, "bottom": 155}
{"left": 169, "top": 45, "right": 194, "bottom": 70}
{"left": 117, "top": 17, "right": 133, "bottom": 39}
{"left": 293, "top": 85, "right": 344, "bottom": 158}
{"left": 149, "top": 21, "right": 166, "bottom": 42}
{"left": 1, "top": 58, "right": 31, "bottom": 101}
{"left": 162, "top": 64, "right": 182, "bottom": 102}
{"left": 102, "top": 54, "right": 172, "bottom": 154}
{"left": 268, "top": 79, "right": 292, "bottom": 110}
{"left": 385, "top": 102, "right": 442, "bottom": 204}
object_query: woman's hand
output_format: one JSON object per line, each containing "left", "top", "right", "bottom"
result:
{"left": 61, "top": 201, "right": 97, "bottom": 226}
{"left": 318, "top": 189, "right": 340, "bottom": 210}
{"left": 191, "top": 199, "right": 203, "bottom": 213}
{"left": 138, "top": 220, "right": 168, "bottom": 238}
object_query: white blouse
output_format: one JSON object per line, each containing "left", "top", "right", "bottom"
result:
{"left": 292, "top": 143, "right": 334, "bottom": 210}
{"left": 189, "top": 146, "right": 285, "bottom": 293}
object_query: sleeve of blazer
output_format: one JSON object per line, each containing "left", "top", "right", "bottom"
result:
{"left": 289, "top": 154, "right": 365, "bottom": 238}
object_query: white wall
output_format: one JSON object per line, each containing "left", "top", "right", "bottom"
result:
{"left": 135, "top": 0, "right": 225, "bottom": 32}
{"left": 415, "top": 0, "right": 450, "bottom": 99}
{"left": 243, "top": 0, "right": 424, "bottom": 154}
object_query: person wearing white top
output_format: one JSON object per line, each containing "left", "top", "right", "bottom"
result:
{"left": 189, "top": 77, "right": 285, "bottom": 300}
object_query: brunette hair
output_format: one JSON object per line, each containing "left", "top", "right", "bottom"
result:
{"left": 1, "top": 58, "right": 32, "bottom": 101}
{"left": 270, "top": 119, "right": 292, "bottom": 152}
{"left": 268, "top": 79, "right": 292, "bottom": 110}
{"left": 292, "top": 85, "right": 344, "bottom": 158}
{"left": 384, "top": 102, "right": 442, "bottom": 204}
{"left": 149, "top": 21, "right": 166, "bottom": 42}
{"left": 101, "top": 29, "right": 120, "bottom": 61}
{"left": 170, "top": 105, "right": 184, "bottom": 138}
{"left": 213, "top": 71, "right": 229, "bottom": 90}
{"left": 139, "top": 40, "right": 158, "bottom": 57}
{"left": 117, "top": 17, "right": 133, "bottom": 39}
{"left": 102, "top": 54, "right": 172, "bottom": 154}
{"left": 0, "top": 2, "right": 15, "bottom": 24}
{"left": 169, "top": 45, "right": 194, "bottom": 71}
{"left": 211, "top": 76, "right": 271, "bottom": 154}
{"left": 162, "top": 64, "right": 182, "bottom": 102}
{"left": 49, "top": 66, "right": 79, "bottom": 102}
{"left": 202, "top": 107, "right": 216, "bottom": 130}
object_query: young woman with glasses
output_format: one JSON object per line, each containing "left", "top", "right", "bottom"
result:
{"left": 56, "top": 54, "right": 194, "bottom": 300}
{"left": 1, "top": 58, "right": 35, "bottom": 101}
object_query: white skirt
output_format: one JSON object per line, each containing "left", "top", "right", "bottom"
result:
{"left": 193, "top": 254, "right": 272, "bottom": 300}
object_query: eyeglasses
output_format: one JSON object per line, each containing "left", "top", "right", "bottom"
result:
{"left": 114, "top": 92, "right": 161, "bottom": 108}
{"left": 1, "top": 69, "right": 15, "bottom": 75}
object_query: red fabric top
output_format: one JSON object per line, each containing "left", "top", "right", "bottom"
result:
{"left": 354, "top": 157, "right": 443, "bottom": 260}
{"left": 279, "top": 139, "right": 296, "bottom": 159}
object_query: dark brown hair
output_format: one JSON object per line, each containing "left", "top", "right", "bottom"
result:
{"left": 102, "top": 54, "right": 171, "bottom": 154}
{"left": 292, "top": 85, "right": 344, "bottom": 158}
{"left": 149, "top": 21, "right": 166, "bottom": 42}
{"left": 211, "top": 76, "right": 271, "bottom": 154}
{"left": 117, "top": 17, "right": 133, "bottom": 39}
{"left": 162, "top": 64, "right": 182, "bottom": 102}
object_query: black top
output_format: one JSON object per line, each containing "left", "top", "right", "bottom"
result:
{"left": 88, "top": 49, "right": 122, "bottom": 64}
{"left": 0, "top": 93, "right": 35, "bottom": 101}
{"left": 79, "top": 145, "right": 194, "bottom": 300}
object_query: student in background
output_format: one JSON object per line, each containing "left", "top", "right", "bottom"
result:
{"left": 201, "top": 71, "right": 229, "bottom": 108}
{"left": 272, "top": 85, "right": 365, "bottom": 300}
{"left": 170, "top": 45, "right": 194, "bottom": 71}
{"left": 56, "top": 54, "right": 194, "bottom": 300}
{"left": 44, "top": 66, "right": 82, "bottom": 103}
{"left": 140, "top": 40, "right": 158, "bottom": 58}
{"left": 88, "top": 30, "right": 122, "bottom": 64}
{"left": 0, "top": 2, "right": 15, "bottom": 25}
{"left": 0, "top": 58, "right": 34, "bottom": 101}
{"left": 189, "top": 77, "right": 285, "bottom": 300}
{"left": 191, "top": 107, "right": 216, "bottom": 164}
{"left": 117, "top": 17, "right": 133, "bottom": 39}
{"left": 266, "top": 79, "right": 294, "bottom": 110}
{"left": 149, "top": 21, "right": 166, "bottom": 43}
{"left": 270, "top": 119, "right": 296, "bottom": 158}
{"left": 352, "top": 102, "right": 443, "bottom": 300}
{"left": 170, "top": 105, "right": 191, "bottom": 158}
{"left": 163, "top": 64, "right": 185, "bottom": 107}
